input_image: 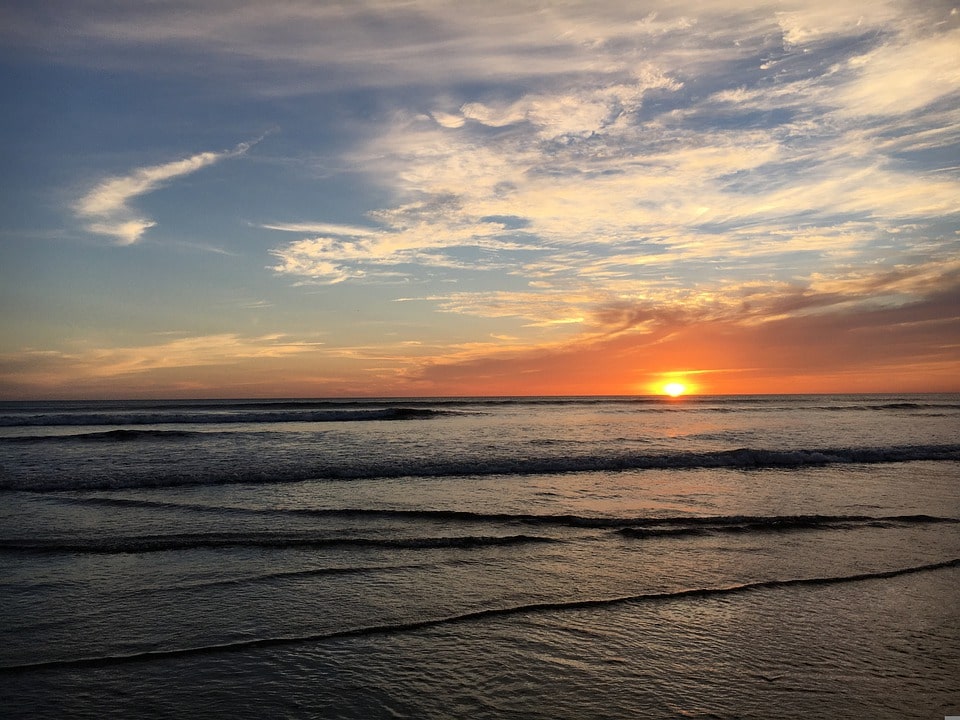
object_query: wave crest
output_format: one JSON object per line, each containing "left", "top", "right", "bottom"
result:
{"left": 0, "top": 532, "right": 556, "bottom": 555}
{"left": 2, "top": 443, "right": 958, "bottom": 492}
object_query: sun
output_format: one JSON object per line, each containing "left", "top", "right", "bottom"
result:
{"left": 662, "top": 382, "right": 687, "bottom": 397}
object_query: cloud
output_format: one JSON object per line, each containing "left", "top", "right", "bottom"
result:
{"left": 270, "top": 56, "right": 958, "bottom": 289}
{"left": 203, "top": 2, "right": 956, "bottom": 370}
{"left": 836, "top": 29, "right": 960, "bottom": 117}
{"left": 73, "top": 139, "right": 258, "bottom": 244}
{"left": 266, "top": 194, "right": 533, "bottom": 284}
{"left": 86, "top": 333, "right": 316, "bottom": 376}
{"left": 5, "top": 1, "right": 955, "bottom": 99}
{"left": 376, "top": 257, "right": 960, "bottom": 395}
{"left": 0, "top": 2, "right": 723, "bottom": 91}
{"left": 397, "top": 273, "right": 960, "bottom": 396}
{"left": 454, "top": 72, "right": 681, "bottom": 138}
{"left": 413, "top": 256, "right": 960, "bottom": 333}
{"left": 773, "top": 3, "right": 904, "bottom": 48}
{"left": 0, "top": 333, "right": 322, "bottom": 397}
{"left": 9, "top": 1, "right": 957, "bottom": 395}
{"left": 259, "top": 221, "right": 381, "bottom": 237}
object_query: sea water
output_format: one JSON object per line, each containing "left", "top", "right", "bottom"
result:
{"left": 0, "top": 395, "right": 958, "bottom": 718}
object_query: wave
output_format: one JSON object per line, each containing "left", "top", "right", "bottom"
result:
{"left": 3, "top": 443, "right": 958, "bottom": 491}
{"left": 0, "top": 532, "right": 556, "bottom": 555}
{"left": 0, "top": 406, "right": 455, "bottom": 429}
{"left": 0, "top": 429, "right": 212, "bottom": 443}
{"left": 7, "top": 505, "right": 953, "bottom": 556}
{"left": 0, "top": 397, "right": 687, "bottom": 424}
{"left": 616, "top": 514, "right": 958, "bottom": 539}
{"left": 167, "top": 561, "right": 442, "bottom": 592}
{"left": 811, "top": 402, "right": 960, "bottom": 412}
{"left": 50, "top": 498, "right": 960, "bottom": 534}
{"left": 4, "top": 395, "right": 957, "bottom": 429}
{"left": 3, "top": 557, "right": 956, "bottom": 674}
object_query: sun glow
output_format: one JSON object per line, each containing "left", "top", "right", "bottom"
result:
{"left": 662, "top": 382, "right": 688, "bottom": 397}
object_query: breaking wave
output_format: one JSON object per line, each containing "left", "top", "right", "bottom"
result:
{"left": 0, "top": 406, "right": 453, "bottom": 429}
{"left": 3, "top": 443, "right": 958, "bottom": 491}
{"left": 0, "top": 532, "right": 556, "bottom": 555}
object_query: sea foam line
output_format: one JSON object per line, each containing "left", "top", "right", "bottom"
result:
{"left": 0, "top": 533, "right": 556, "bottom": 555}
{"left": 2, "top": 558, "right": 957, "bottom": 674}
{"left": 39, "top": 497, "right": 960, "bottom": 532}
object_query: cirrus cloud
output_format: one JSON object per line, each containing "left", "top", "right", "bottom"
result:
{"left": 73, "top": 138, "right": 258, "bottom": 245}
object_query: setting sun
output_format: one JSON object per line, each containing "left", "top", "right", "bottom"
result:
{"left": 663, "top": 382, "right": 688, "bottom": 397}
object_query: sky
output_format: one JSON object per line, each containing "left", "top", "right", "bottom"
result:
{"left": 1, "top": 0, "right": 959, "bottom": 399}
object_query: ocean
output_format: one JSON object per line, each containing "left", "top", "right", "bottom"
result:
{"left": 1, "top": 394, "right": 958, "bottom": 719}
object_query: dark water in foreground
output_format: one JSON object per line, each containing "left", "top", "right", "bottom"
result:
{"left": 1, "top": 394, "right": 958, "bottom": 718}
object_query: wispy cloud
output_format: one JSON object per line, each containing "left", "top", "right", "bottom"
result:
{"left": 260, "top": 221, "right": 381, "bottom": 237}
{"left": 73, "top": 139, "right": 258, "bottom": 245}
{"left": 0, "top": 333, "right": 322, "bottom": 397}
{"left": 0, "top": 2, "right": 736, "bottom": 91}
{"left": 251, "top": 0, "right": 955, "bottom": 295}
{"left": 266, "top": 203, "right": 528, "bottom": 284}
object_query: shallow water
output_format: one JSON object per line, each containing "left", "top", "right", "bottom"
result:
{"left": 1, "top": 395, "right": 958, "bottom": 718}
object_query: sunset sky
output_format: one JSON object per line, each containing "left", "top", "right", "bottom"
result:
{"left": 1, "top": 1, "right": 959, "bottom": 399}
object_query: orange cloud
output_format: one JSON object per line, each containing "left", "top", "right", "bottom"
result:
{"left": 398, "top": 282, "right": 960, "bottom": 396}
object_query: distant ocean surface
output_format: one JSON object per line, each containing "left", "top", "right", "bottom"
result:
{"left": 1, "top": 394, "right": 958, "bottom": 719}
